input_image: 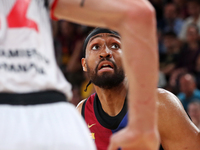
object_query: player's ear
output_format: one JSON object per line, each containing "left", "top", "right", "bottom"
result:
{"left": 81, "top": 58, "right": 87, "bottom": 72}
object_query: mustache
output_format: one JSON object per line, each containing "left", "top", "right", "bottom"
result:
{"left": 95, "top": 58, "right": 117, "bottom": 73}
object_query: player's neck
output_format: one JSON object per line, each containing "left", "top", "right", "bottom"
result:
{"left": 94, "top": 82, "right": 127, "bottom": 117}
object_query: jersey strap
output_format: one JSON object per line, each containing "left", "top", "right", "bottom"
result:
{"left": 81, "top": 99, "right": 87, "bottom": 119}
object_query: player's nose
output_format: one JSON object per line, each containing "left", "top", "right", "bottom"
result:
{"left": 99, "top": 46, "right": 112, "bottom": 59}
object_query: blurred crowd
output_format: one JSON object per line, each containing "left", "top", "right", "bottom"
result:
{"left": 51, "top": 0, "right": 200, "bottom": 129}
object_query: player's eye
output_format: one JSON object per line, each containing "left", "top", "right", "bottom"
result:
{"left": 92, "top": 44, "right": 100, "bottom": 50}
{"left": 111, "top": 44, "right": 120, "bottom": 49}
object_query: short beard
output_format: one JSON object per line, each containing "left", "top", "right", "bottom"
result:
{"left": 86, "top": 59, "right": 125, "bottom": 89}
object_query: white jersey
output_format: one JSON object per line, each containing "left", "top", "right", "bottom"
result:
{"left": 0, "top": 0, "right": 72, "bottom": 100}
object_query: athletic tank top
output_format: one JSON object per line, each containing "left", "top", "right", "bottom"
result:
{"left": 0, "top": 0, "right": 72, "bottom": 100}
{"left": 82, "top": 93, "right": 128, "bottom": 150}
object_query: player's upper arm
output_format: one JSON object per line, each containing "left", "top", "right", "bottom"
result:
{"left": 157, "top": 88, "right": 200, "bottom": 150}
{"left": 76, "top": 99, "right": 86, "bottom": 114}
{"left": 51, "top": 0, "right": 155, "bottom": 31}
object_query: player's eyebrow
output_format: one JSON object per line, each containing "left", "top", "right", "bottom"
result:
{"left": 89, "top": 35, "right": 103, "bottom": 43}
{"left": 89, "top": 34, "right": 121, "bottom": 43}
{"left": 108, "top": 34, "right": 121, "bottom": 40}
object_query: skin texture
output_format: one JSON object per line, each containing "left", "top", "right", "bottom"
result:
{"left": 77, "top": 33, "right": 200, "bottom": 150}
{"left": 54, "top": 0, "right": 159, "bottom": 149}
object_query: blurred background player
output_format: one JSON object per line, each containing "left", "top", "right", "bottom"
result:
{"left": 0, "top": 0, "right": 95, "bottom": 149}
{"left": 188, "top": 101, "right": 200, "bottom": 130}
{"left": 179, "top": 0, "right": 200, "bottom": 41}
{"left": 177, "top": 73, "right": 200, "bottom": 112}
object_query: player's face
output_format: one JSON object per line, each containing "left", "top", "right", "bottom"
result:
{"left": 82, "top": 33, "right": 125, "bottom": 89}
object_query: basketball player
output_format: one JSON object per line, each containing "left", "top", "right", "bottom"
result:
{"left": 0, "top": 0, "right": 158, "bottom": 149}
{"left": 77, "top": 28, "right": 200, "bottom": 150}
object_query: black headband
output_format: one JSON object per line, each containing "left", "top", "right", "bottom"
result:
{"left": 82, "top": 28, "right": 120, "bottom": 57}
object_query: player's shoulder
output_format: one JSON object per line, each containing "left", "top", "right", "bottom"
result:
{"left": 157, "top": 88, "right": 182, "bottom": 105}
{"left": 156, "top": 88, "right": 185, "bottom": 113}
{"left": 156, "top": 88, "right": 186, "bottom": 118}
{"left": 76, "top": 99, "right": 87, "bottom": 114}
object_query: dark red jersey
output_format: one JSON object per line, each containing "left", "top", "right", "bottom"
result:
{"left": 81, "top": 93, "right": 128, "bottom": 150}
